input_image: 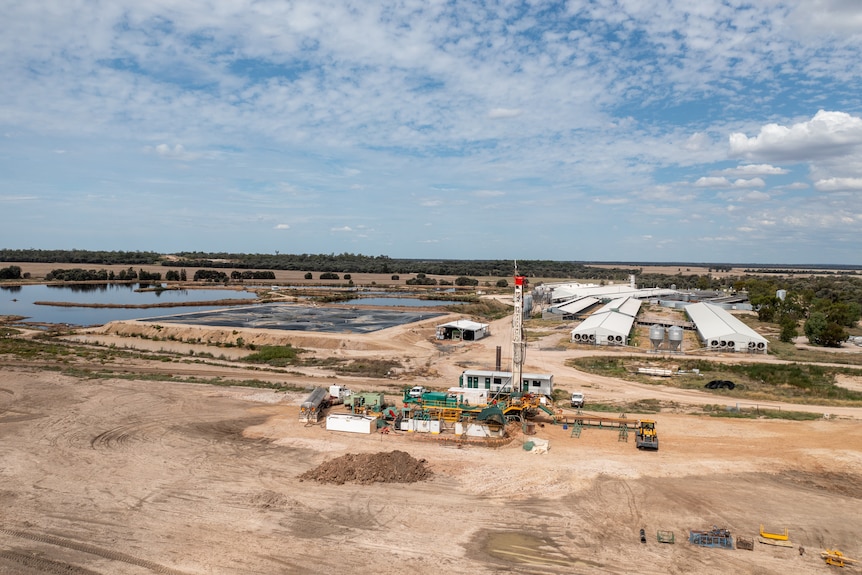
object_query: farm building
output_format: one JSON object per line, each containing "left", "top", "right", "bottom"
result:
{"left": 435, "top": 319, "right": 489, "bottom": 341}
{"left": 594, "top": 296, "right": 643, "bottom": 317}
{"left": 684, "top": 302, "right": 768, "bottom": 353}
{"left": 570, "top": 297, "right": 642, "bottom": 346}
{"left": 571, "top": 310, "right": 636, "bottom": 346}
{"left": 543, "top": 296, "right": 601, "bottom": 319}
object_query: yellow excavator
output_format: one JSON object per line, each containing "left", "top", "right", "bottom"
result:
{"left": 636, "top": 420, "right": 659, "bottom": 450}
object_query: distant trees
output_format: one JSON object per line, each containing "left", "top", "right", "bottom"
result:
{"left": 495, "top": 279, "right": 508, "bottom": 288}
{"left": 229, "top": 270, "right": 276, "bottom": 281}
{"left": 138, "top": 269, "right": 162, "bottom": 282}
{"left": 193, "top": 270, "right": 228, "bottom": 282}
{"left": 0, "top": 265, "right": 22, "bottom": 280}
{"left": 455, "top": 276, "right": 479, "bottom": 287}
{"left": 319, "top": 272, "right": 339, "bottom": 280}
{"left": 304, "top": 272, "right": 313, "bottom": 280}
{"left": 45, "top": 268, "right": 109, "bottom": 281}
{"left": 406, "top": 273, "right": 436, "bottom": 286}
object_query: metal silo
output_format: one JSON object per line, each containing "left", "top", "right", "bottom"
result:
{"left": 668, "top": 325, "right": 684, "bottom": 352}
{"left": 649, "top": 324, "right": 665, "bottom": 351}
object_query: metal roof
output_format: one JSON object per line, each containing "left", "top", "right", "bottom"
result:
{"left": 571, "top": 310, "right": 636, "bottom": 337}
{"left": 437, "top": 319, "right": 488, "bottom": 331}
{"left": 595, "top": 296, "right": 642, "bottom": 317}
{"left": 548, "top": 283, "right": 677, "bottom": 302}
{"left": 553, "top": 296, "right": 600, "bottom": 315}
{"left": 684, "top": 302, "right": 767, "bottom": 343}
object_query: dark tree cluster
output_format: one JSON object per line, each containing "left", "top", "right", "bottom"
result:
{"left": 229, "top": 270, "right": 277, "bottom": 280}
{"left": 0, "top": 249, "right": 160, "bottom": 265}
{"left": 406, "top": 273, "right": 436, "bottom": 286}
{"left": 45, "top": 268, "right": 109, "bottom": 281}
{"left": 0, "top": 265, "right": 22, "bottom": 280}
{"left": 193, "top": 270, "right": 229, "bottom": 282}
{"left": 165, "top": 269, "right": 188, "bottom": 281}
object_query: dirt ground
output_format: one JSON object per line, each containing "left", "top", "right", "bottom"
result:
{"left": 2, "top": 305, "right": 862, "bottom": 574}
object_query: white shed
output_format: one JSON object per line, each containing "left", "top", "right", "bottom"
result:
{"left": 435, "top": 319, "right": 488, "bottom": 341}
{"left": 684, "top": 302, "right": 768, "bottom": 353}
{"left": 571, "top": 310, "right": 635, "bottom": 346}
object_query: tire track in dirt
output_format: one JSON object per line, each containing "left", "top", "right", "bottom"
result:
{"left": 0, "top": 548, "right": 103, "bottom": 575}
{"left": 0, "top": 529, "right": 192, "bottom": 575}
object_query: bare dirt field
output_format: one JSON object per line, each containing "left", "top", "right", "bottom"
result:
{"left": 2, "top": 307, "right": 862, "bottom": 574}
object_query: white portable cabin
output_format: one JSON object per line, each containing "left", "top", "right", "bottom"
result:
{"left": 459, "top": 369, "right": 554, "bottom": 397}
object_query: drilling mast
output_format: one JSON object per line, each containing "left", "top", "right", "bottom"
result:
{"left": 512, "top": 263, "right": 526, "bottom": 394}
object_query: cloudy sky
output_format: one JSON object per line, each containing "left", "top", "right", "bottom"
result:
{"left": 2, "top": 1, "right": 862, "bottom": 264}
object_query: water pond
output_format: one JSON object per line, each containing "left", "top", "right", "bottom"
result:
{"left": 0, "top": 284, "right": 257, "bottom": 326}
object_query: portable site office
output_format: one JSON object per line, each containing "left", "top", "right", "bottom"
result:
{"left": 458, "top": 369, "right": 553, "bottom": 397}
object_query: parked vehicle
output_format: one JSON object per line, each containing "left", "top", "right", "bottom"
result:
{"left": 570, "top": 391, "right": 585, "bottom": 408}
{"left": 408, "top": 386, "right": 426, "bottom": 398}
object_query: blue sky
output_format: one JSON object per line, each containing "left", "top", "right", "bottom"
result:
{"left": 2, "top": 1, "right": 862, "bottom": 265}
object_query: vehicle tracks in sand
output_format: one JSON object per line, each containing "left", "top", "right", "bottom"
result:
{"left": 0, "top": 529, "right": 193, "bottom": 575}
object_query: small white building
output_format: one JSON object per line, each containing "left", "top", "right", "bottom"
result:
{"left": 435, "top": 319, "right": 489, "bottom": 341}
{"left": 684, "top": 302, "right": 769, "bottom": 353}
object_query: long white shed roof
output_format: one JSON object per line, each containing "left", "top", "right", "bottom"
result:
{"left": 684, "top": 302, "right": 768, "bottom": 343}
{"left": 554, "top": 296, "right": 601, "bottom": 315}
{"left": 549, "top": 283, "right": 677, "bottom": 303}
{"left": 595, "top": 296, "right": 642, "bottom": 317}
{"left": 571, "top": 310, "right": 636, "bottom": 337}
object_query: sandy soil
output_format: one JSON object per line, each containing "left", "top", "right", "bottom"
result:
{"left": 2, "top": 307, "right": 862, "bottom": 574}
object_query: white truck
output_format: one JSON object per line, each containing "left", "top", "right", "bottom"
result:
{"left": 328, "top": 385, "right": 352, "bottom": 405}
{"left": 570, "top": 391, "right": 585, "bottom": 408}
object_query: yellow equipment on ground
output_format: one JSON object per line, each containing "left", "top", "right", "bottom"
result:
{"left": 635, "top": 419, "right": 659, "bottom": 450}
{"left": 821, "top": 549, "right": 858, "bottom": 567}
{"left": 759, "top": 524, "right": 789, "bottom": 541}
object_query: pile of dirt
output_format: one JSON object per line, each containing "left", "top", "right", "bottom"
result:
{"left": 298, "top": 450, "right": 431, "bottom": 485}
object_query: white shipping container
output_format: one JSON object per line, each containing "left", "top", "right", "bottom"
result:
{"left": 401, "top": 419, "right": 441, "bottom": 433}
{"left": 326, "top": 414, "right": 377, "bottom": 434}
{"left": 454, "top": 422, "right": 505, "bottom": 438}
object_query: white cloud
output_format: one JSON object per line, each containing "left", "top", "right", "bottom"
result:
{"left": 146, "top": 144, "right": 201, "bottom": 161}
{"left": 739, "top": 190, "right": 770, "bottom": 202}
{"left": 729, "top": 110, "right": 862, "bottom": 162}
{"left": 683, "top": 132, "right": 710, "bottom": 152}
{"left": 273, "top": 223, "right": 290, "bottom": 230}
{"left": 331, "top": 226, "right": 352, "bottom": 232}
{"left": 593, "top": 197, "right": 628, "bottom": 205}
{"left": 694, "top": 176, "right": 730, "bottom": 188}
{"left": 814, "top": 177, "right": 862, "bottom": 192}
{"left": 488, "top": 108, "right": 523, "bottom": 119}
{"left": 473, "top": 190, "right": 504, "bottom": 198}
{"left": 732, "top": 178, "right": 765, "bottom": 188}
{"left": 720, "top": 164, "right": 788, "bottom": 176}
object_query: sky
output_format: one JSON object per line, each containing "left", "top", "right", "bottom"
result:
{"left": 2, "top": 1, "right": 862, "bottom": 265}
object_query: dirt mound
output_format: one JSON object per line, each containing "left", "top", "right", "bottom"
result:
{"left": 299, "top": 450, "right": 431, "bottom": 485}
